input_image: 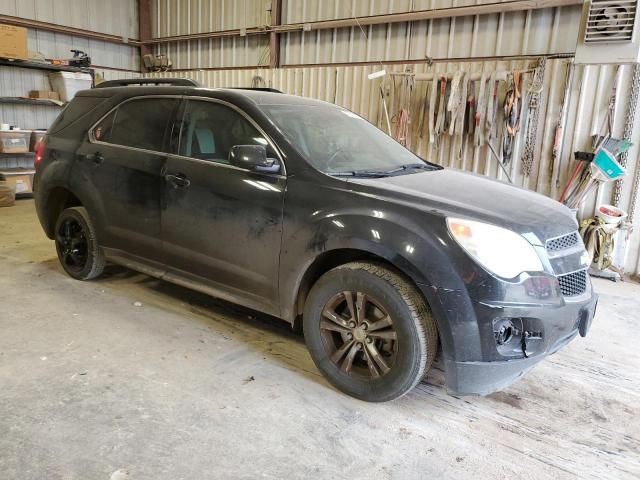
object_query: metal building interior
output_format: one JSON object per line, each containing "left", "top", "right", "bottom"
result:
{"left": 0, "top": 1, "right": 639, "bottom": 479}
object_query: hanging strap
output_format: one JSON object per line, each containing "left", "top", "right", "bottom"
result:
{"left": 485, "top": 71, "right": 499, "bottom": 144}
{"left": 447, "top": 71, "right": 464, "bottom": 136}
{"left": 474, "top": 71, "right": 489, "bottom": 147}
{"left": 434, "top": 76, "right": 447, "bottom": 140}
{"left": 428, "top": 76, "right": 439, "bottom": 144}
{"left": 502, "top": 71, "right": 522, "bottom": 164}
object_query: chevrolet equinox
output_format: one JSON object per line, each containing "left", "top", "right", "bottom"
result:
{"left": 34, "top": 78, "right": 597, "bottom": 402}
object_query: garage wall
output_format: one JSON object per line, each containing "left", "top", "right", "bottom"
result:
{"left": 0, "top": 0, "right": 140, "bottom": 74}
{"left": 0, "top": 0, "right": 140, "bottom": 171}
{"left": 144, "top": 1, "right": 640, "bottom": 276}
{"left": 280, "top": 2, "right": 580, "bottom": 65}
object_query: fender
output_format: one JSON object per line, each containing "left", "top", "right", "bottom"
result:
{"left": 279, "top": 207, "right": 482, "bottom": 370}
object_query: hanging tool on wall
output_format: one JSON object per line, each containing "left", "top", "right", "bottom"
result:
{"left": 443, "top": 79, "right": 453, "bottom": 134}
{"left": 447, "top": 71, "right": 464, "bottom": 136}
{"left": 627, "top": 67, "right": 640, "bottom": 229}
{"left": 454, "top": 72, "right": 469, "bottom": 157}
{"left": 612, "top": 64, "right": 640, "bottom": 208}
{"left": 485, "top": 71, "right": 500, "bottom": 145}
{"left": 392, "top": 73, "right": 414, "bottom": 147}
{"left": 434, "top": 76, "right": 448, "bottom": 142}
{"left": 552, "top": 62, "right": 575, "bottom": 187}
{"left": 521, "top": 57, "right": 547, "bottom": 177}
{"left": 465, "top": 88, "right": 476, "bottom": 140}
{"left": 502, "top": 71, "right": 522, "bottom": 164}
{"left": 474, "top": 71, "right": 489, "bottom": 147}
{"left": 428, "top": 76, "right": 439, "bottom": 144}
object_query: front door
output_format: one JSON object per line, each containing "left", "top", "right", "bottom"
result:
{"left": 161, "top": 98, "right": 286, "bottom": 314}
{"left": 74, "top": 96, "right": 181, "bottom": 266}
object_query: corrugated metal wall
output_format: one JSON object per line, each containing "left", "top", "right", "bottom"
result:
{"left": 281, "top": 2, "right": 581, "bottom": 64}
{"left": 151, "top": 1, "right": 582, "bottom": 69}
{"left": 0, "top": 0, "right": 140, "bottom": 171}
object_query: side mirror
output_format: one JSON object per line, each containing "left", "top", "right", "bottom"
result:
{"left": 229, "top": 145, "right": 280, "bottom": 173}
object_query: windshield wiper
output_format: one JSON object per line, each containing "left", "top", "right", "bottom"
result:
{"left": 329, "top": 170, "right": 392, "bottom": 178}
{"left": 382, "top": 163, "right": 439, "bottom": 175}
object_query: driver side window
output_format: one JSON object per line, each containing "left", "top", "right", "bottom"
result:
{"left": 178, "top": 100, "right": 274, "bottom": 166}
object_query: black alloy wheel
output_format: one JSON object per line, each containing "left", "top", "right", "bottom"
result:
{"left": 56, "top": 217, "right": 89, "bottom": 274}
{"left": 54, "top": 207, "right": 105, "bottom": 280}
{"left": 320, "top": 291, "right": 398, "bottom": 378}
{"left": 303, "top": 262, "right": 438, "bottom": 402}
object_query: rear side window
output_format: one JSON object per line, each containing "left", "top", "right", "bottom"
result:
{"left": 48, "top": 96, "right": 107, "bottom": 135}
{"left": 93, "top": 97, "right": 180, "bottom": 152}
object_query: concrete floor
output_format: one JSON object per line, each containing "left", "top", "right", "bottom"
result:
{"left": 1, "top": 199, "right": 639, "bottom": 480}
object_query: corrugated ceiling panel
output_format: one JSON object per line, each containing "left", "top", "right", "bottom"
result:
{"left": 144, "top": 61, "right": 640, "bottom": 274}
{"left": 0, "top": 0, "right": 138, "bottom": 38}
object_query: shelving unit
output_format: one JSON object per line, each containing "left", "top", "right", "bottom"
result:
{"left": 0, "top": 58, "right": 93, "bottom": 77}
{"left": 0, "top": 152, "right": 35, "bottom": 156}
{"left": 0, "top": 97, "right": 64, "bottom": 107}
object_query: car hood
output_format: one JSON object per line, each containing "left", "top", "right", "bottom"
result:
{"left": 349, "top": 168, "right": 578, "bottom": 244}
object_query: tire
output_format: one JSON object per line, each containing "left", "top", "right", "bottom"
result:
{"left": 303, "top": 262, "right": 438, "bottom": 402}
{"left": 54, "top": 206, "right": 105, "bottom": 280}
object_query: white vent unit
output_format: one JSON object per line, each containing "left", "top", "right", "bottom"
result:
{"left": 575, "top": 0, "right": 640, "bottom": 64}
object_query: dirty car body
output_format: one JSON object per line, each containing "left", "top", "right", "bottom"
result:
{"left": 34, "top": 84, "right": 597, "bottom": 397}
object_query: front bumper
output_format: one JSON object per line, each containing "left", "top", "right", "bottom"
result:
{"left": 420, "top": 273, "right": 598, "bottom": 396}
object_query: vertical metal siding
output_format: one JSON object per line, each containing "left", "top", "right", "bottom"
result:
{"left": 281, "top": 6, "right": 580, "bottom": 65}
{"left": 152, "top": 0, "right": 270, "bottom": 37}
{"left": 2, "top": 0, "right": 138, "bottom": 39}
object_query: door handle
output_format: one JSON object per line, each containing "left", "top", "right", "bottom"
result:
{"left": 165, "top": 173, "right": 191, "bottom": 188}
{"left": 86, "top": 152, "right": 104, "bottom": 165}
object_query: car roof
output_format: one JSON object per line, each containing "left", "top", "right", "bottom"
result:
{"left": 79, "top": 84, "right": 332, "bottom": 108}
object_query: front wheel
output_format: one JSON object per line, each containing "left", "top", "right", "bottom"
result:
{"left": 54, "top": 206, "right": 105, "bottom": 280}
{"left": 303, "top": 262, "right": 438, "bottom": 402}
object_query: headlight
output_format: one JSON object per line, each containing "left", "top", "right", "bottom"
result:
{"left": 447, "top": 218, "right": 544, "bottom": 279}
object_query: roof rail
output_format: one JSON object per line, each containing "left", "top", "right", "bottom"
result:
{"left": 232, "top": 87, "right": 283, "bottom": 93}
{"left": 94, "top": 78, "right": 201, "bottom": 88}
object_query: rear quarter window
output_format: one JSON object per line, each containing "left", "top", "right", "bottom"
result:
{"left": 92, "top": 97, "right": 180, "bottom": 152}
{"left": 47, "top": 96, "right": 108, "bottom": 135}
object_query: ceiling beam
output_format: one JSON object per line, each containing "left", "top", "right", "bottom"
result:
{"left": 0, "top": 14, "right": 141, "bottom": 46}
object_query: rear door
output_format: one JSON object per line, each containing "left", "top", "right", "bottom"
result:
{"left": 75, "top": 96, "right": 181, "bottom": 266}
{"left": 161, "top": 98, "right": 286, "bottom": 314}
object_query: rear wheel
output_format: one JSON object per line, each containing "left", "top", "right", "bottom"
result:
{"left": 54, "top": 206, "right": 105, "bottom": 280}
{"left": 303, "top": 262, "right": 438, "bottom": 402}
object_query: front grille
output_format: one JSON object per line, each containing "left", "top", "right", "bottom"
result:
{"left": 546, "top": 232, "right": 579, "bottom": 252}
{"left": 558, "top": 270, "right": 587, "bottom": 297}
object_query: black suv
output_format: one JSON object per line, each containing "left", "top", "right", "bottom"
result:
{"left": 34, "top": 78, "right": 597, "bottom": 402}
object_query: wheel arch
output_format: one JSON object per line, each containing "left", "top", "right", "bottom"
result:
{"left": 289, "top": 246, "right": 433, "bottom": 331}
{"left": 40, "top": 186, "right": 83, "bottom": 239}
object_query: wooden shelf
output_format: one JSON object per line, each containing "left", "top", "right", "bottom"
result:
{"left": 0, "top": 97, "right": 64, "bottom": 107}
{"left": 0, "top": 151, "right": 35, "bottom": 157}
{"left": 0, "top": 58, "right": 93, "bottom": 74}
{"left": 0, "top": 167, "right": 35, "bottom": 175}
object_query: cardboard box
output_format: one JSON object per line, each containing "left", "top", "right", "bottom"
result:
{"left": 0, "top": 180, "right": 15, "bottom": 207}
{"left": 0, "top": 131, "right": 30, "bottom": 153}
{"left": 29, "top": 90, "right": 61, "bottom": 101}
{"left": 0, "top": 24, "right": 28, "bottom": 60}
{"left": 2, "top": 173, "right": 32, "bottom": 195}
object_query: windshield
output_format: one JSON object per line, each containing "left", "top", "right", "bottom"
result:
{"left": 260, "top": 104, "right": 440, "bottom": 176}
